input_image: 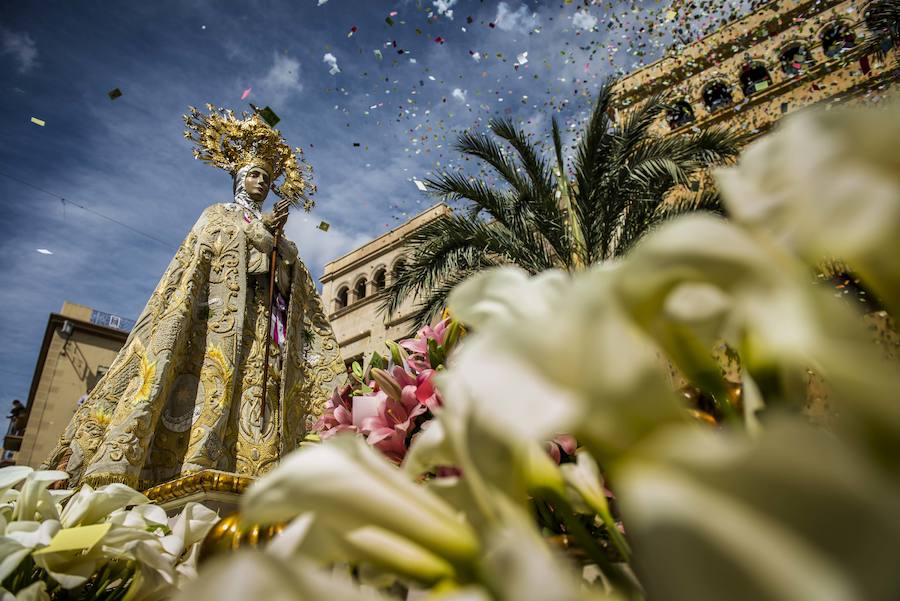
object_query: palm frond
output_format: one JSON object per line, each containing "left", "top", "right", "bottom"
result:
{"left": 864, "top": 0, "right": 900, "bottom": 56}
{"left": 381, "top": 213, "right": 549, "bottom": 319}
{"left": 405, "top": 262, "right": 499, "bottom": 332}
{"left": 654, "top": 188, "right": 725, "bottom": 220}
{"left": 455, "top": 130, "right": 528, "bottom": 195}
{"left": 425, "top": 171, "right": 524, "bottom": 236}
{"left": 488, "top": 118, "right": 568, "bottom": 260}
{"left": 490, "top": 118, "right": 554, "bottom": 200}
{"left": 573, "top": 78, "right": 619, "bottom": 262}
{"left": 614, "top": 93, "right": 670, "bottom": 162}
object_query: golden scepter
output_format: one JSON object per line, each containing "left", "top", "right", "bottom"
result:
{"left": 261, "top": 197, "right": 292, "bottom": 419}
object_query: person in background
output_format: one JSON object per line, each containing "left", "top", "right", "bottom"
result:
{"left": 6, "top": 399, "right": 26, "bottom": 436}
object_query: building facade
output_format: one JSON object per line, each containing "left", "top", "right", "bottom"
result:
{"left": 320, "top": 204, "right": 451, "bottom": 368}
{"left": 4, "top": 302, "right": 131, "bottom": 468}
{"left": 612, "top": 0, "right": 897, "bottom": 141}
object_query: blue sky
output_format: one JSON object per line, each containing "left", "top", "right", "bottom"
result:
{"left": 0, "top": 0, "right": 754, "bottom": 419}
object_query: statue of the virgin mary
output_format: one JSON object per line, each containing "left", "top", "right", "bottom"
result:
{"left": 42, "top": 105, "right": 345, "bottom": 489}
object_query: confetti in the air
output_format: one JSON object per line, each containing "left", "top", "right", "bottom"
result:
{"left": 323, "top": 52, "right": 341, "bottom": 75}
{"left": 36, "top": 248, "right": 53, "bottom": 255}
{"left": 31, "top": 117, "right": 45, "bottom": 126}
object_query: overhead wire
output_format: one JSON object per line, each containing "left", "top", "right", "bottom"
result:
{"left": 0, "top": 170, "right": 177, "bottom": 247}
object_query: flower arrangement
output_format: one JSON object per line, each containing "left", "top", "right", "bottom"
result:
{"left": 314, "top": 317, "right": 461, "bottom": 464}
{"left": 1, "top": 467, "right": 218, "bottom": 600}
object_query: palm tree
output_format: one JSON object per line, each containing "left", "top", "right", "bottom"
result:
{"left": 383, "top": 78, "right": 743, "bottom": 329}
{"left": 864, "top": 0, "right": 900, "bottom": 53}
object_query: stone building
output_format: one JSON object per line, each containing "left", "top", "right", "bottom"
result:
{"left": 320, "top": 204, "right": 452, "bottom": 368}
{"left": 612, "top": 0, "right": 898, "bottom": 141}
{"left": 5, "top": 302, "right": 131, "bottom": 467}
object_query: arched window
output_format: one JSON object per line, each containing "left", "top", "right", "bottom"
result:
{"left": 779, "top": 44, "right": 813, "bottom": 76}
{"left": 739, "top": 63, "right": 773, "bottom": 96}
{"left": 354, "top": 278, "right": 368, "bottom": 301}
{"left": 702, "top": 81, "right": 733, "bottom": 113}
{"left": 666, "top": 100, "right": 694, "bottom": 129}
{"left": 373, "top": 268, "right": 387, "bottom": 291}
{"left": 336, "top": 286, "right": 349, "bottom": 310}
{"left": 821, "top": 22, "right": 855, "bottom": 58}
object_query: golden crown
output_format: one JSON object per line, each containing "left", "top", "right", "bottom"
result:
{"left": 183, "top": 104, "right": 315, "bottom": 211}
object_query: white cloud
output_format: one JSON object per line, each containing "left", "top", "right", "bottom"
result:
{"left": 1, "top": 27, "right": 38, "bottom": 73}
{"left": 258, "top": 53, "right": 303, "bottom": 104}
{"left": 451, "top": 88, "right": 466, "bottom": 102}
{"left": 323, "top": 52, "right": 340, "bottom": 75}
{"left": 434, "top": 0, "right": 457, "bottom": 20}
{"left": 284, "top": 217, "right": 370, "bottom": 285}
{"left": 494, "top": 2, "right": 540, "bottom": 33}
{"left": 572, "top": 10, "right": 598, "bottom": 31}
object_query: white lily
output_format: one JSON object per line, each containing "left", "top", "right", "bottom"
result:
{"left": 448, "top": 268, "right": 569, "bottom": 330}
{"left": 715, "top": 104, "right": 900, "bottom": 315}
{"left": 172, "top": 551, "right": 388, "bottom": 601}
{"left": 561, "top": 452, "right": 628, "bottom": 558}
{"left": 0, "top": 581, "right": 49, "bottom": 601}
{"left": 447, "top": 266, "right": 685, "bottom": 463}
{"left": 242, "top": 435, "right": 480, "bottom": 568}
{"left": 614, "top": 420, "right": 900, "bottom": 601}
{"left": 479, "top": 508, "right": 612, "bottom": 601}
{"left": 12, "top": 471, "right": 67, "bottom": 523}
{"left": 0, "top": 467, "right": 33, "bottom": 499}
{"left": 60, "top": 482, "right": 149, "bottom": 527}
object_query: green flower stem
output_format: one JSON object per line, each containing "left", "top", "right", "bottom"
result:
{"left": 541, "top": 489, "right": 643, "bottom": 600}
{"left": 596, "top": 506, "right": 631, "bottom": 563}
{"left": 534, "top": 498, "right": 561, "bottom": 534}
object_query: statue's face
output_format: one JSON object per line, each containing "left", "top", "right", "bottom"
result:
{"left": 244, "top": 166, "right": 271, "bottom": 202}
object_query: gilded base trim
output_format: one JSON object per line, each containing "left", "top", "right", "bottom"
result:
{"left": 143, "top": 469, "right": 254, "bottom": 505}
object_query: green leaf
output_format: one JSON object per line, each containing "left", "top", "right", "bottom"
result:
{"left": 385, "top": 340, "right": 409, "bottom": 366}
{"left": 427, "top": 338, "right": 445, "bottom": 369}
{"left": 443, "top": 320, "right": 462, "bottom": 354}
{"left": 369, "top": 352, "right": 385, "bottom": 370}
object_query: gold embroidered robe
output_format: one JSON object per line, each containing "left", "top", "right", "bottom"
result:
{"left": 42, "top": 203, "right": 345, "bottom": 489}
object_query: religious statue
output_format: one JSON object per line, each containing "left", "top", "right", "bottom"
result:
{"left": 43, "top": 105, "right": 345, "bottom": 489}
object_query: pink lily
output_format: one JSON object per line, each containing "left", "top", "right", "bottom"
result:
{"left": 546, "top": 434, "right": 577, "bottom": 464}
{"left": 399, "top": 319, "right": 449, "bottom": 353}
{"left": 360, "top": 395, "right": 422, "bottom": 464}
{"left": 399, "top": 318, "right": 451, "bottom": 369}
{"left": 314, "top": 385, "right": 357, "bottom": 438}
{"left": 414, "top": 370, "right": 442, "bottom": 412}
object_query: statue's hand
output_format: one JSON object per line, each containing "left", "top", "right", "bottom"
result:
{"left": 262, "top": 199, "right": 291, "bottom": 233}
{"left": 261, "top": 211, "right": 287, "bottom": 232}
